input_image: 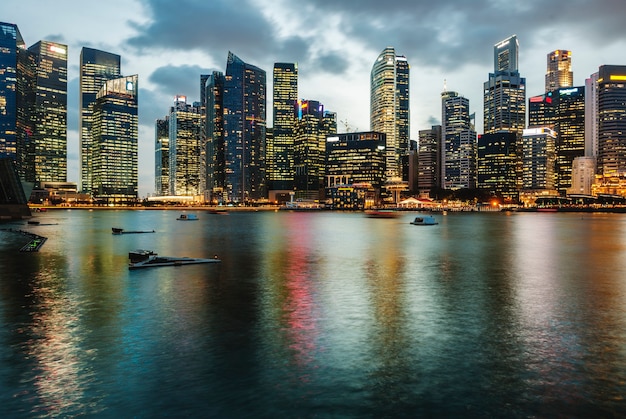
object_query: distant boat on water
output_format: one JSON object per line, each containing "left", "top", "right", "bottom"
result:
{"left": 112, "top": 227, "right": 155, "bottom": 235}
{"left": 410, "top": 215, "right": 438, "bottom": 225}
{"left": 128, "top": 249, "right": 220, "bottom": 269}
{"left": 177, "top": 214, "right": 198, "bottom": 220}
{"left": 365, "top": 210, "right": 400, "bottom": 218}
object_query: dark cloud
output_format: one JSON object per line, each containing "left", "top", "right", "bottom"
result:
{"left": 138, "top": 87, "right": 172, "bottom": 127}
{"left": 148, "top": 64, "right": 214, "bottom": 100}
{"left": 314, "top": 52, "right": 349, "bottom": 74}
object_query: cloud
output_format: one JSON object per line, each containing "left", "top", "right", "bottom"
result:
{"left": 148, "top": 64, "right": 215, "bottom": 101}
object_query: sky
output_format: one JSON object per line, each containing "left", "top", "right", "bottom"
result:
{"left": 3, "top": 0, "right": 626, "bottom": 197}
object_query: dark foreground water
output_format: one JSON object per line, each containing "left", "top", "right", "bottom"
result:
{"left": 1, "top": 209, "right": 626, "bottom": 418}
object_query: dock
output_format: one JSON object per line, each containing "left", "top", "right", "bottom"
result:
{"left": 1, "top": 228, "right": 48, "bottom": 252}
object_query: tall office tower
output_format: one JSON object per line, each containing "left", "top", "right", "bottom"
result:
{"left": 597, "top": 65, "right": 626, "bottom": 177}
{"left": 477, "top": 132, "right": 519, "bottom": 202}
{"left": 79, "top": 47, "right": 121, "bottom": 193}
{"left": 0, "top": 22, "right": 25, "bottom": 160}
{"left": 223, "top": 52, "right": 266, "bottom": 203}
{"left": 168, "top": 96, "right": 203, "bottom": 196}
{"left": 203, "top": 71, "right": 226, "bottom": 203}
{"left": 484, "top": 35, "right": 526, "bottom": 136}
{"left": 90, "top": 75, "right": 138, "bottom": 202}
{"left": 155, "top": 117, "right": 169, "bottom": 196}
{"left": 23, "top": 40, "right": 67, "bottom": 185}
{"left": 521, "top": 127, "right": 557, "bottom": 191}
{"left": 271, "top": 63, "right": 298, "bottom": 191}
{"left": 545, "top": 50, "right": 573, "bottom": 92}
{"left": 293, "top": 99, "right": 336, "bottom": 199}
{"left": 417, "top": 125, "right": 441, "bottom": 195}
{"left": 441, "top": 91, "right": 477, "bottom": 189}
{"left": 370, "top": 47, "right": 410, "bottom": 180}
{"left": 528, "top": 87, "right": 585, "bottom": 194}
{"left": 585, "top": 72, "right": 599, "bottom": 158}
{"left": 325, "top": 131, "right": 386, "bottom": 190}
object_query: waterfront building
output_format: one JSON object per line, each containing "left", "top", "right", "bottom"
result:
{"left": 0, "top": 22, "right": 24, "bottom": 161}
{"left": 370, "top": 47, "right": 410, "bottom": 180}
{"left": 484, "top": 35, "right": 526, "bottom": 136}
{"left": 168, "top": 96, "right": 203, "bottom": 197}
{"left": 417, "top": 125, "right": 441, "bottom": 196}
{"left": 477, "top": 132, "right": 519, "bottom": 202}
{"left": 90, "top": 75, "right": 138, "bottom": 203}
{"left": 270, "top": 63, "right": 298, "bottom": 192}
{"left": 521, "top": 127, "right": 557, "bottom": 191}
{"left": 223, "top": 52, "right": 266, "bottom": 203}
{"left": 79, "top": 48, "right": 121, "bottom": 193}
{"left": 597, "top": 65, "right": 626, "bottom": 177}
{"left": 325, "top": 131, "right": 386, "bottom": 191}
{"left": 528, "top": 86, "right": 585, "bottom": 194}
{"left": 442, "top": 91, "right": 476, "bottom": 190}
{"left": 155, "top": 117, "right": 169, "bottom": 196}
{"left": 203, "top": 71, "right": 226, "bottom": 203}
{"left": 545, "top": 50, "right": 573, "bottom": 92}
{"left": 293, "top": 100, "right": 336, "bottom": 199}
{"left": 568, "top": 156, "right": 596, "bottom": 195}
{"left": 585, "top": 72, "right": 599, "bottom": 158}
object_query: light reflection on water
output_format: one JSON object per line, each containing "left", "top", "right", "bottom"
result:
{"left": 1, "top": 210, "right": 626, "bottom": 417}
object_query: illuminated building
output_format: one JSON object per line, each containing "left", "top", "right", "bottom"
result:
{"left": 0, "top": 22, "right": 24, "bottom": 160}
{"left": 293, "top": 99, "right": 336, "bottom": 199}
{"left": 203, "top": 71, "right": 226, "bottom": 203}
{"left": 90, "top": 75, "right": 138, "bottom": 202}
{"left": 528, "top": 87, "right": 585, "bottom": 194}
{"left": 79, "top": 48, "right": 121, "bottom": 193}
{"left": 223, "top": 52, "right": 266, "bottom": 203}
{"left": 597, "top": 65, "right": 626, "bottom": 177}
{"left": 568, "top": 156, "right": 596, "bottom": 195}
{"left": 585, "top": 72, "right": 599, "bottom": 158}
{"left": 521, "top": 127, "right": 557, "bottom": 191}
{"left": 478, "top": 132, "right": 518, "bottom": 202}
{"left": 545, "top": 50, "right": 573, "bottom": 92}
{"left": 155, "top": 117, "right": 169, "bottom": 196}
{"left": 484, "top": 35, "right": 526, "bottom": 136}
{"left": 417, "top": 125, "right": 441, "bottom": 195}
{"left": 442, "top": 91, "right": 476, "bottom": 189}
{"left": 370, "top": 47, "right": 410, "bottom": 180}
{"left": 168, "top": 96, "right": 203, "bottom": 197}
{"left": 271, "top": 63, "right": 298, "bottom": 191}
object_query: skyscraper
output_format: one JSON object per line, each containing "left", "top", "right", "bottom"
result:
{"left": 223, "top": 52, "right": 266, "bottom": 203}
{"left": 442, "top": 91, "right": 476, "bottom": 190}
{"left": 370, "top": 47, "right": 410, "bottom": 180}
{"left": 32, "top": 42, "right": 69, "bottom": 184}
{"left": 90, "top": 75, "right": 138, "bottom": 202}
{"left": 597, "top": 65, "right": 626, "bottom": 177}
{"left": 203, "top": 71, "right": 225, "bottom": 202}
{"left": 271, "top": 63, "right": 298, "bottom": 192}
{"left": 79, "top": 47, "right": 121, "bottom": 193}
{"left": 484, "top": 35, "right": 526, "bottom": 136}
{"left": 477, "top": 132, "right": 519, "bottom": 202}
{"left": 168, "top": 96, "right": 203, "bottom": 196}
{"left": 0, "top": 22, "right": 24, "bottom": 160}
{"left": 155, "top": 117, "right": 169, "bottom": 196}
{"left": 545, "top": 50, "right": 573, "bottom": 92}
{"left": 521, "top": 127, "right": 557, "bottom": 191}
{"left": 417, "top": 125, "right": 441, "bottom": 195}
{"left": 292, "top": 99, "right": 336, "bottom": 199}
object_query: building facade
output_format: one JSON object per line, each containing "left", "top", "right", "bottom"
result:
{"left": 203, "top": 71, "right": 226, "bottom": 203}
{"left": 155, "top": 117, "right": 169, "bottom": 196}
{"left": 370, "top": 47, "right": 409, "bottom": 180}
{"left": 521, "top": 127, "right": 557, "bottom": 191}
{"left": 223, "top": 52, "right": 266, "bottom": 203}
{"left": 417, "top": 125, "right": 441, "bottom": 196}
{"left": 168, "top": 96, "right": 203, "bottom": 197}
{"left": 270, "top": 63, "right": 298, "bottom": 192}
{"left": 90, "top": 75, "right": 138, "bottom": 202}
{"left": 478, "top": 132, "right": 519, "bottom": 202}
{"left": 442, "top": 91, "right": 476, "bottom": 190}
{"left": 597, "top": 65, "right": 626, "bottom": 177}
{"left": 79, "top": 47, "right": 121, "bottom": 193}
{"left": 545, "top": 50, "right": 573, "bottom": 92}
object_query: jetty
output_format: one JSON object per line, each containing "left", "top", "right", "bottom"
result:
{"left": 1, "top": 228, "right": 48, "bottom": 252}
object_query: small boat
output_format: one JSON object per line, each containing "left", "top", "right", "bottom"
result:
{"left": 365, "top": 210, "right": 400, "bottom": 218}
{"left": 177, "top": 214, "right": 199, "bottom": 220}
{"left": 112, "top": 227, "right": 155, "bottom": 235}
{"left": 208, "top": 208, "right": 229, "bottom": 215}
{"left": 128, "top": 249, "right": 221, "bottom": 269}
{"left": 410, "top": 215, "right": 438, "bottom": 225}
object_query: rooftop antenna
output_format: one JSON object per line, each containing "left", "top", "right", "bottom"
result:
{"left": 443, "top": 79, "right": 447, "bottom": 92}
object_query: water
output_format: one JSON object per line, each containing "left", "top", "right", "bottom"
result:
{"left": 1, "top": 209, "right": 626, "bottom": 418}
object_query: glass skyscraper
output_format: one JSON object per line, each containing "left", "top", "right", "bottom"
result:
{"left": 203, "top": 71, "right": 225, "bottom": 203}
{"left": 441, "top": 91, "right": 476, "bottom": 189}
{"left": 370, "top": 47, "right": 410, "bottom": 180}
{"left": 80, "top": 47, "right": 121, "bottom": 193}
{"left": 0, "top": 22, "right": 24, "bottom": 160}
{"left": 271, "top": 62, "right": 298, "bottom": 191}
{"left": 90, "top": 75, "right": 138, "bottom": 202}
{"left": 417, "top": 125, "right": 441, "bottom": 194}
{"left": 545, "top": 50, "right": 573, "bottom": 92}
{"left": 597, "top": 65, "right": 626, "bottom": 176}
{"left": 223, "top": 52, "right": 266, "bottom": 203}
{"left": 168, "top": 96, "right": 203, "bottom": 196}
{"left": 155, "top": 117, "right": 169, "bottom": 196}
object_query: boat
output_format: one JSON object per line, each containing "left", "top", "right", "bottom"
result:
{"left": 410, "top": 215, "right": 438, "bottom": 225}
{"left": 208, "top": 208, "right": 229, "bottom": 215}
{"left": 112, "top": 227, "right": 155, "bottom": 235}
{"left": 128, "top": 249, "right": 221, "bottom": 269}
{"left": 365, "top": 210, "right": 400, "bottom": 218}
{"left": 177, "top": 214, "right": 199, "bottom": 220}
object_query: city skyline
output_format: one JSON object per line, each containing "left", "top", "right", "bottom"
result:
{"left": 4, "top": 0, "right": 626, "bottom": 197}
